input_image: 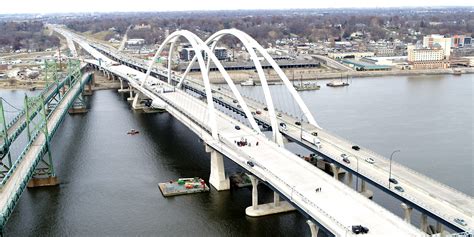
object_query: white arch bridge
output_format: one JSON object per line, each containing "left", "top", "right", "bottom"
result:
{"left": 43, "top": 27, "right": 473, "bottom": 237}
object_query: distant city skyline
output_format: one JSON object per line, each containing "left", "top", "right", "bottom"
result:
{"left": 1, "top": 0, "right": 473, "bottom": 14}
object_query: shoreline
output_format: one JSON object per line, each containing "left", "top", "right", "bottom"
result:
{"left": 205, "top": 67, "right": 473, "bottom": 84}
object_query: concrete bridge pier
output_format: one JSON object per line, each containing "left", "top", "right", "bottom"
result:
{"left": 245, "top": 175, "right": 295, "bottom": 217}
{"left": 401, "top": 203, "right": 413, "bottom": 223}
{"left": 345, "top": 172, "right": 353, "bottom": 186}
{"left": 420, "top": 213, "right": 428, "bottom": 232}
{"left": 27, "top": 176, "right": 59, "bottom": 188}
{"left": 131, "top": 93, "right": 145, "bottom": 111}
{"left": 127, "top": 84, "right": 135, "bottom": 102}
{"left": 359, "top": 180, "right": 373, "bottom": 199}
{"left": 306, "top": 220, "right": 320, "bottom": 237}
{"left": 205, "top": 145, "right": 229, "bottom": 191}
{"left": 329, "top": 163, "right": 345, "bottom": 181}
{"left": 82, "top": 74, "right": 94, "bottom": 96}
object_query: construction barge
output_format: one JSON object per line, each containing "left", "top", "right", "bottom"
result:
{"left": 158, "top": 177, "right": 210, "bottom": 197}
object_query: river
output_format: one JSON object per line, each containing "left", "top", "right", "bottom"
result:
{"left": 1, "top": 73, "right": 472, "bottom": 236}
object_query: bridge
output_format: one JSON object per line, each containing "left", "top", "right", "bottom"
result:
{"left": 54, "top": 26, "right": 473, "bottom": 236}
{"left": 0, "top": 25, "right": 470, "bottom": 236}
{"left": 71, "top": 28, "right": 473, "bottom": 235}
{"left": 0, "top": 59, "right": 93, "bottom": 231}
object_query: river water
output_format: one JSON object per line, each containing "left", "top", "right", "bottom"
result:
{"left": 1, "top": 74, "right": 472, "bottom": 236}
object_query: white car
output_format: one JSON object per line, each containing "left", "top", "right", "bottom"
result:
{"left": 365, "top": 157, "right": 375, "bottom": 164}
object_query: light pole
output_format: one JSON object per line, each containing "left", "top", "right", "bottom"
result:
{"left": 389, "top": 150, "right": 400, "bottom": 189}
{"left": 356, "top": 156, "right": 359, "bottom": 192}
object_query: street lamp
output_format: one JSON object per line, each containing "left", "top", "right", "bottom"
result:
{"left": 389, "top": 150, "right": 401, "bottom": 189}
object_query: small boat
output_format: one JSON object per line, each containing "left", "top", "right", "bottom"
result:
{"left": 326, "top": 80, "right": 350, "bottom": 87}
{"left": 453, "top": 69, "right": 463, "bottom": 75}
{"left": 240, "top": 78, "right": 256, "bottom": 86}
{"left": 127, "top": 129, "right": 139, "bottom": 135}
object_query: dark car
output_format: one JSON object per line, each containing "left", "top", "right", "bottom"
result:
{"left": 389, "top": 178, "right": 398, "bottom": 184}
{"left": 295, "top": 121, "right": 301, "bottom": 126}
{"left": 256, "top": 110, "right": 262, "bottom": 115}
{"left": 235, "top": 125, "right": 241, "bottom": 130}
{"left": 394, "top": 186, "right": 404, "bottom": 192}
{"left": 343, "top": 157, "right": 350, "bottom": 164}
{"left": 246, "top": 161, "right": 255, "bottom": 167}
{"left": 233, "top": 99, "right": 238, "bottom": 103}
{"left": 454, "top": 218, "right": 467, "bottom": 226}
{"left": 263, "top": 107, "right": 268, "bottom": 111}
{"left": 311, "top": 132, "right": 318, "bottom": 136}
{"left": 352, "top": 145, "right": 360, "bottom": 151}
{"left": 352, "top": 225, "right": 369, "bottom": 234}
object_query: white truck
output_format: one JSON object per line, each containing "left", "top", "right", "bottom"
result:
{"left": 301, "top": 131, "right": 322, "bottom": 149}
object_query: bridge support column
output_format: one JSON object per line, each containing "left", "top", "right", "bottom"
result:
{"left": 435, "top": 222, "right": 445, "bottom": 237}
{"left": 345, "top": 172, "right": 353, "bottom": 186}
{"left": 420, "top": 213, "right": 428, "bottom": 232}
{"left": 329, "top": 163, "right": 343, "bottom": 181}
{"left": 306, "top": 220, "right": 319, "bottom": 237}
{"left": 273, "top": 192, "right": 280, "bottom": 207}
{"left": 132, "top": 93, "right": 144, "bottom": 111}
{"left": 205, "top": 145, "right": 230, "bottom": 191}
{"left": 127, "top": 86, "right": 134, "bottom": 102}
{"left": 359, "top": 180, "right": 373, "bottom": 199}
{"left": 401, "top": 203, "right": 413, "bottom": 223}
{"left": 245, "top": 175, "right": 295, "bottom": 217}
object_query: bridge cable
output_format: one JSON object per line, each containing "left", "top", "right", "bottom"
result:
{"left": 0, "top": 97, "right": 22, "bottom": 112}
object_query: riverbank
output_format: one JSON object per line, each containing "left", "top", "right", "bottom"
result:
{"left": 200, "top": 67, "right": 474, "bottom": 84}
{"left": 0, "top": 73, "right": 121, "bottom": 91}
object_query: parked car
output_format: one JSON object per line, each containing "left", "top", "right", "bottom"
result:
{"left": 235, "top": 125, "right": 241, "bottom": 130}
{"left": 233, "top": 99, "right": 238, "bottom": 103}
{"left": 251, "top": 112, "right": 256, "bottom": 115}
{"left": 341, "top": 154, "right": 348, "bottom": 158}
{"left": 394, "top": 186, "right": 404, "bottom": 192}
{"left": 352, "top": 145, "right": 360, "bottom": 151}
{"left": 454, "top": 218, "right": 467, "bottom": 226}
{"left": 263, "top": 107, "right": 268, "bottom": 111}
{"left": 237, "top": 104, "right": 241, "bottom": 108}
{"left": 256, "top": 110, "right": 262, "bottom": 115}
{"left": 352, "top": 225, "right": 369, "bottom": 234}
{"left": 280, "top": 122, "right": 287, "bottom": 131}
{"left": 311, "top": 132, "right": 318, "bottom": 136}
{"left": 389, "top": 178, "right": 398, "bottom": 184}
{"left": 246, "top": 161, "right": 255, "bottom": 167}
{"left": 365, "top": 157, "right": 375, "bottom": 164}
{"left": 295, "top": 121, "right": 301, "bottom": 126}
{"left": 277, "top": 113, "right": 282, "bottom": 117}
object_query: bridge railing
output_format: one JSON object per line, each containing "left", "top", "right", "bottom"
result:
{"left": 215, "top": 135, "right": 351, "bottom": 235}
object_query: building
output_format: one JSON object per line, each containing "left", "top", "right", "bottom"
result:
{"left": 180, "top": 47, "right": 229, "bottom": 61}
{"left": 452, "top": 35, "right": 472, "bottom": 48}
{"left": 126, "top": 39, "right": 146, "bottom": 46}
{"left": 422, "top": 34, "right": 451, "bottom": 58}
{"left": 213, "top": 47, "right": 229, "bottom": 61}
{"left": 327, "top": 52, "right": 375, "bottom": 60}
{"left": 407, "top": 45, "right": 448, "bottom": 69}
{"left": 341, "top": 59, "right": 391, "bottom": 71}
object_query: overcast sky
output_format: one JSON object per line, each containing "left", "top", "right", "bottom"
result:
{"left": 1, "top": 0, "right": 473, "bottom": 14}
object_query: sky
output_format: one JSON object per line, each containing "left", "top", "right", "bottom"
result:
{"left": 0, "top": 0, "right": 473, "bottom": 14}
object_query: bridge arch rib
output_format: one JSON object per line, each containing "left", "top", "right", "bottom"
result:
{"left": 178, "top": 29, "right": 321, "bottom": 142}
{"left": 142, "top": 30, "right": 263, "bottom": 139}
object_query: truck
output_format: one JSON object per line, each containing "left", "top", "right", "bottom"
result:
{"left": 301, "top": 131, "right": 322, "bottom": 149}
